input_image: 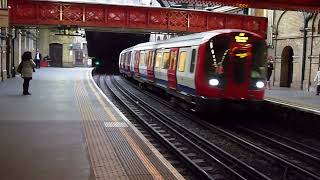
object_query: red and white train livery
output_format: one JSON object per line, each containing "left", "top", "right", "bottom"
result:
{"left": 119, "top": 29, "right": 267, "bottom": 104}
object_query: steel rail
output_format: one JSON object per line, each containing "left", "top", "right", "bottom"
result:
{"left": 103, "top": 76, "right": 215, "bottom": 180}
{"left": 108, "top": 76, "right": 248, "bottom": 180}
{"left": 113, "top": 77, "right": 270, "bottom": 180}
{"left": 117, "top": 76, "right": 320, "bottom": 180}
{"left": 237, "top": 125, "right": 320, "bottom": 164}
{"left": 255, "top": 127, "right": 320, "bottom": 157}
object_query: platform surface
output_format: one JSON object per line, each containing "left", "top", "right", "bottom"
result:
{"left": 265, "top": 87, "right": 320, "bottom": 111}
{"left": 0, "top": 68, "right": 183, "bottom": 180}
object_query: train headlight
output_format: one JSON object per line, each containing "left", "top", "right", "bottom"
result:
{"left": 209, "top": 79, "right": 219, "bottom": 86}
{"left": 256, "top": 81, "right": 265, "bottom": 88}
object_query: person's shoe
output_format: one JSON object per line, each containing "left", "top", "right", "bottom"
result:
{"left": 316, "top": 94, "right": 319, "bottom": 96}
{"left": 23, "top": 92, "right": 31, "bottom": 95}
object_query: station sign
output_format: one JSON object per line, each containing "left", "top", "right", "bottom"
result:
{"left": 0, "top": 9, "right": 9, "bottom": 28}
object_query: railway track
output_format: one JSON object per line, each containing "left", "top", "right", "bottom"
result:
{"left": 113, "top": 75, "right": 320, "bottom": 180}
{"left": 102, "top": 75, "right": 269, "bottom": 180}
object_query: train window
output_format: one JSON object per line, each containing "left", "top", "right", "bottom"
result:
{"left": 123, "top": 53, "right": 127, "bottom": 67}
{"left": 135, "top": 52, "right": 139, "bottom": 65}
{"left": 178, "top": 51, "right": 187, "bottom": 72}
{"left": 155, "top": 52, "right": 162, "bottom": 68}
{"left": 169, "top": 51, "right": 177, "bottom": 70}
{"left": 127, "top": 52, "right": 131, "bottom": 67}
{"left": 140, "top": 52, "right": 146, "bottom": 66}
{"left": 162, "top": 52, "right": 170, "bottom": 69}
{"left": 190, "top": 49, "right": 196, "bottom": 73}
{"left": 146, "top": 51, "right": 150, "bottom": 67}
{"left": 148, "top": 51, "right": 154, "bottom": 67}
{"left": 150, "top": 51, "right": 155, "bottom": 67}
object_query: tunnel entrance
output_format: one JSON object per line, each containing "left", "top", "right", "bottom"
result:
{"left": 86, "top": 32, "right": 150, "bottom": 74}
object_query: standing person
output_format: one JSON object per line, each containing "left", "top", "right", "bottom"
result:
{"left": 20, "top": 51, "right": 36, "bottom": 95}
{"left": 314, "top": 70, "right": 320, "bottom": 95}
{"left": 266, "top": 57, "right": 274, "bottom": 90}
{"left": 34, "top": 50, "right": 42, "bottom": 69}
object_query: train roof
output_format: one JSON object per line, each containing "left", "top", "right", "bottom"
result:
{"left": 120, "top": 29, "right": 263, "bottom": 54}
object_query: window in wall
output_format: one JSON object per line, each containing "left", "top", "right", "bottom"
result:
{"left": 162, "top": 52, "right": 170, "bottom": 69}
{"left": 155, "top": 52, "right": 162, "bottom": 68}
{"left": 190, "top": 49, "right": 196, "bottom": 73}
{"left": 178, "top": 51, "right": 187, "bottom": 72}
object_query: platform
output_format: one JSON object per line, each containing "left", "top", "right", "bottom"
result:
{"left": 0, "top": 68, "right": 183, "bottom": 180}
{"left": 265, "top": 86, "right": 320, "bottom": 113}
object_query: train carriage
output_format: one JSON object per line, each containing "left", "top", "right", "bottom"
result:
{"left": 119, "top": 29, "right": 267, "bottom": 105}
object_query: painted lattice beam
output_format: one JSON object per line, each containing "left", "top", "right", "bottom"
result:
{"left": 9, "top": 0, "right": 267, "bottom": 37}
{"left": 171, "top": 0, "right": 320, "bottom": 12}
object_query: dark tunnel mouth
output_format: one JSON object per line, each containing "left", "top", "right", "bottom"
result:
{"left": 86, "top": 31, "right": 150, "bottom": 74}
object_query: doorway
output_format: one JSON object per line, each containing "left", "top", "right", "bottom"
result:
{"left": 49, "top": 43, "right": 63, "bottom": 67}
{"left": 280, "top": 46, "right": 294, "bottom": 87}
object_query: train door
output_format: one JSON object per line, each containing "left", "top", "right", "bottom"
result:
{"left": 139, "top": 51, "right": 147, "bottom": 81}
{"left": 176, "top": 47, "right": 196, "bottom": 94}
{"left": 156, "top": 49, "right": 169, "bottom": 87}
{"left": 134, "top": 51, "right": 140, "bottom": 78}
{"left": 224, "top": 44, "right": 252, "bottom": 99}
{"left": 147, "top": 50, "right": 155, "bottom": 82}
{"left": 167, "top": 48, "right": 179, "bottom": 90}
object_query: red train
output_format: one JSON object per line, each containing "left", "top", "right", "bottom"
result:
{"left": 119, "top": 29, "right": 267, "bottom": 108}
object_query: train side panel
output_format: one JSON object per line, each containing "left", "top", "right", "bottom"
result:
{"left": 176, "top": 47, "right": 196, "bottom": 95}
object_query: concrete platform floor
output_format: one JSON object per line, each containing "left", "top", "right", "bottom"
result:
{"left": 0, "top": 68, "right": 94, "bottom": 180}
{"left": 265, "top": 86, "right": 320, "bottom": 110}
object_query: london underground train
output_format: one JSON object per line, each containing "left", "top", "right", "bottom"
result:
{"left": 119, "top": 29, "right": 267, "bottom": 106}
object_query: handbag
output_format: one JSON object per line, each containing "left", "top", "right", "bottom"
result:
{"left": 17, "top": 62, "right": 23, "bottom": 73}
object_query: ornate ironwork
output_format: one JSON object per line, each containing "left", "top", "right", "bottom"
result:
{"left": 9, "top": 1, "right": 267, "bottom": 37}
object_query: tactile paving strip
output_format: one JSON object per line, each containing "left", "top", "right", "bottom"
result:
{"left": 75, "top": 79, "right": 129, "bottom": 180}
{"left": 75, "top": 71, "right": 185, "bottom": 180}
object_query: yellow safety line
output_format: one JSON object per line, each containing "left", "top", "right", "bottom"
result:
{"left": 86, "top": 72, "right": 165, "bottom": 180}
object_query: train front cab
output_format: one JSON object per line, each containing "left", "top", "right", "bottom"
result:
{"left": 195, "top": 31, "right": 266, "bottom": 102}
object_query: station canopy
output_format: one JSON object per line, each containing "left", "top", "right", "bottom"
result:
{"left": 159, "top": 0, "right": 320, "bottom": 12}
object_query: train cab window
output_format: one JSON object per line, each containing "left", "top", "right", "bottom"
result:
{"left": 205, "top": 38, "right": 230, "bottom": 77}
{"left": 155, "top": 52, "right": 162, "bottom": 68}
{"left": 190, "top": 49, "right": 196, "bottom": 73}
{"left": 162, "top": 52, "right": 170, "bottom": 69}
{"left": 178, "top": 51, "right": 187, "bottom": 72}
{"left": 251, "top": 40, "right": 267, "bottom": 79}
